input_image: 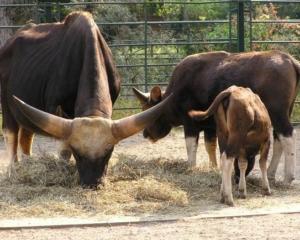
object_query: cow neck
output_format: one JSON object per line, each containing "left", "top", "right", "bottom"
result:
{"left": 73, "top": 17, "right": 113, "bottom": 120}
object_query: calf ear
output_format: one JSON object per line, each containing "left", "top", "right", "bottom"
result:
{"left": 132, "top": 87, "right": 149, "bottom": 105}
{"left": 150, "top": 86, "right": 162, "bottom": 102}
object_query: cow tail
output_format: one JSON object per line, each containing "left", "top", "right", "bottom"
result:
{"left": 188, "top": 90, "right": 231, "bottom": 121}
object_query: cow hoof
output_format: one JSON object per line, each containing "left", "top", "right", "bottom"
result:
{"left": 225, "top": 199, "right": 235, "bottom": 207}
{"left": 209, "top": 162, "right": 218, "bottom": 170}
{"left": 7, "top": 164, "right": 16, "bottom": 179}
{"left": 267, "top": 171, "right": 275, "bottom": 181}
{"left": 59, "top": 149, "right": 72, "bottom": 161}
{"left": 262, "top": 189, "right": 271, "bottom": 196}
{"left": 283, "top": 176, "right": 295, "bottom": 185}
{"left": 237, "top": 191, "right": 246, "bottom": 199}
{"left": 221, "top": 195, "right": 234, "bottom": 206}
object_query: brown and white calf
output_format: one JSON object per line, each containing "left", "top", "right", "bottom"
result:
{"left": 189, "top": 86, "right": 271, "bottom": 206}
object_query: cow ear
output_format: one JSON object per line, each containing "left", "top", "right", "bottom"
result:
{"left": 150, "top": 86, "right": 162, "bottom": 102}
{"left": 132, "top": 87, "right": 149, "bottom": 105}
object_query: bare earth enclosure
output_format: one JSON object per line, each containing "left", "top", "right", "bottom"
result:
{"left": 0, "top": 127, "right": 300, "bottom": 239}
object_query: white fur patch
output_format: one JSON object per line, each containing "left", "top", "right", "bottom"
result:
{"left": 220, "top": 152, "right": 234, "bottom": 205}
{"left": 268, "top": 138, "right": 283, "bottom": 178}
{"left": 3, "top": 130, "right": 18, "bottom": 177}
{"left": 270, "top": 55, "right": 285, "bottom": 65}
{"left": 185, "top": 136, "right": 199, "bottom": 167}
{"left": 279, "top": 130, "right": 296, "bottom": 183}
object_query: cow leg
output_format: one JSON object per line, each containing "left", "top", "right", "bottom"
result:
{"left": 279, "top": 130, "right": 296, "bottom": 184}
{"left": 184, "top": 124, "right": 200, "bottom": 168}
{"left": 59, "top": 142, "right": 72, "bottom": 161}
{"left": 238, "top": 157, "right": 248, "bottom": 199}
{"left": 204, "top": 129, "right": 218, "bottom": 168}
{"left": 18, "top": 128, "right": 34, "bottom": 158}
{"left": 267, "top": 134, "right": 283, "bottom": 181}
{"left": 234, "top": 155, "right": 255, "bottom": 184}
{"left": 3, "top": 128, "right": 19, "bottom": 177}
{"left": 220, "top": 152, "right": 234, "bottom": 206}
{"left": 271, "top": 113, "right": 295, "bottom": 184}
{"left": 2, "top": 106, "right": 19, "bottom": 177}
{"left": 260, "top": 140, "right": 271, "bottom": 195}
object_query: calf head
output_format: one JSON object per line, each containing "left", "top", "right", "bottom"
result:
{"left": 13, "top": 95, "right": 172, "bottom": 188}
{"left": 133, "top": 86, "right": 172, "bottom": 142}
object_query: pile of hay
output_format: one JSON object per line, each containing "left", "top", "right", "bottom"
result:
{"left": 0, "top": 152, "right": 297, "bottom": 218}
{"left": 4, "top": 154, "right": 79, "bottom": 187}
{"left": 0, "top": 153, "right": 217, "bottom": 218}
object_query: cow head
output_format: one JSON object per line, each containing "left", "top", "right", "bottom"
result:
{"left": 132, "top": 86, "right": 172, "bottom": 142}
{"left": 13, "top": 95, "right": 172, "bottom": 188}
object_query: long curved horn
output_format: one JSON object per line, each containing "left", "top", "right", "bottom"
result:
{"left": 112, "top": 94, "right": 173, "bottom": 140}
{"left": 13, "top": 96, "right": 72, "bottom": 139}
{"left": 132, "top": 87, "right": 149, "bottom": 105}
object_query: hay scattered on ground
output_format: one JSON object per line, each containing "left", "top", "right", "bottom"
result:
{"left": 0, "top": 153, "right": 299, "bottom": 218}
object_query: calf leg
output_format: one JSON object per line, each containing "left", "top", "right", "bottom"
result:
{"left": 220, "top": 152, "right": 234, "bottom": 206}
{"left": 204, "top": 129, "right": 218, "bottom": 168}
{"left": 267, "top": 134, "right": 283, "bottom": 180}
{"left": 238, "top": 157, "right": 248, "bottom": 199}
{"left": 260, "top": 140, "right": 271, "bottom": 195}
{"left": 18, "top": 128, "right": 34, "bottom": 157}
{"left": 234, "top": 155, "right": 255, "bottom": 184}
{"left": 184, "top": 124, "right": 200, "bottom": 168}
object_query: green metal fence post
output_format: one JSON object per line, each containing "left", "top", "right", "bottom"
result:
{"left": 228, "top": 0, "right": 232, "bottom": 51}
{"left": 237, "top": 0, "right": 245, "bottom": 52}
{"left": 34, "top": 1, "right": 39, "bottom": 23}
{"left": 57, "top": 1, "right": 61, "bottom": 21}
{"left": 144, "top": 0, "right": 148, "bottom": 92}
{"left": 45, "top": 2, "right": 52, "bottom": 22}
{"left": 249, "top": 0, "right": 253, "bottom": 50}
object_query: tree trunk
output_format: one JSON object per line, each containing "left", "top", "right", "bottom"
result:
{"left": 0, "top": 0, "right": 14, "bottom": 47}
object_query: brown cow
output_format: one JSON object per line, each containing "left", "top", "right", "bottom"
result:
{"left": 0, "top": 11, "right": 172, "bottom": 188}
{"left": 189, "top": 86, "right": 271, "bottom": 206}
{"left": 133, "top": 50, "right": 300, "bottom": 184}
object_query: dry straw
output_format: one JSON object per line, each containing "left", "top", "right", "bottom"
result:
{"left": 0, "top": 153, "right": 299, "bottom": 218}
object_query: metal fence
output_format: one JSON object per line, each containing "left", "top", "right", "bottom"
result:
{"left": 0, "top": 0, "right": 300, "bottom": 115}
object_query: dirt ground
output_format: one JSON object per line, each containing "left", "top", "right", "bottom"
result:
{"left": 1, "top": 127, "right": 300, "bottom": 239}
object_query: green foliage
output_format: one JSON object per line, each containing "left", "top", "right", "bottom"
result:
{"left": 3, "top": 1, "right": 300, "bottom": 115}
{"left": 249, "top": 3, "right": 300, "bottom": 57}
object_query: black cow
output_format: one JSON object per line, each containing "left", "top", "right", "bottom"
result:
{"left": 0, "top": 11, "right": 171, "bottom": 188}
{"left": 133, "top": 51, "right": 300, "bottom": 184}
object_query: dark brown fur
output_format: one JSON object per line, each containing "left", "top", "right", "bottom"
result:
{"left": 135, "top": 51, "right": 300, "bottom": 176}
{"left": 0, "top": 12, "right": 121, "bottom": 187}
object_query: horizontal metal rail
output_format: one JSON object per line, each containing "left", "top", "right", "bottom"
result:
{"left": 0, "top": 20, "right": 230, "bottom": 29}
{"left": 252, "top": 40, "right": 300, "bottom": 44}
{"left": 98, "top": 20, "right": 230, "bottom": 26}
{"left": 250, "top": 0, "right": 300, "bottom": 3}
{"left": 251, "top": 19, "right": 300, "bottom": 23}
{"left": 117, "top": 63, "right": 177, "bottom": 68}
{"left": 58, "top": 1, "right": 233, "bottom": 6}
{"left": 110, "top": 41, "right": 230, "bottom": 47}
{"left": 1, "top": 0, "right": 299, "bottom": 9}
